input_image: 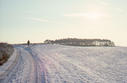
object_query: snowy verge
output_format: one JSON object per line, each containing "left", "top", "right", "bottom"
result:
{"left": 0, "top": 48, "right": 19, "bottom": 80}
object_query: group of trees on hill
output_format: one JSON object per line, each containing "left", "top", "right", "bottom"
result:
{"left": 44, "top": 38, "right": 115, "bottom": 47}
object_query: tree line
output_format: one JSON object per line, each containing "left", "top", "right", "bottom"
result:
{"left": 44, "top": 38, "right": 115, "bottom": 47}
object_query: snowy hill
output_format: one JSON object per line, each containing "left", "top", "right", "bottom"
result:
{"left": 0, "top": 44, "right": 127, "bottom": 83}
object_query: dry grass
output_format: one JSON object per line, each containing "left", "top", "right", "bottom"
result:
{"left": 0, "top": 43, "right": 14, "bottom": 65}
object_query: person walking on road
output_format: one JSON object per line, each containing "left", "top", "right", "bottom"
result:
{"left": 27, "top": 40, "right": 30, "bottom": 46}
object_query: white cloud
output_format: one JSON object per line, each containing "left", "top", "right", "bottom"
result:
{"left": 100, "top": 1, "right": 109, "bottom": 6}
{"left": 115, "top": 8, "right": 124, "bottom": 13}
{"left": 27, "top": 17, "right": 49, "bottom": 23}
{"left": 64, "top": 13, "right": 85, "bottom": 17}
{"left": 64, "top": 12, "right": 107, "bottom": 19}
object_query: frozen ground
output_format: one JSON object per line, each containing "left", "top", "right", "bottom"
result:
{"left": 0, "top": 44, "right": 127, "bottom": 83}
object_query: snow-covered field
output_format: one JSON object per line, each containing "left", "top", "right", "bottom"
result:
{"left": 0, "top": 44, "right": 127, "bottom": 83}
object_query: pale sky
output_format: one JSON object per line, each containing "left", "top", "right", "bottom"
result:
{"left": 0, "top": 0, "right": 127, "bottom": 46}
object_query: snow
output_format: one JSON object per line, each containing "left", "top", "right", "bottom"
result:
{"left": 0, "top": 44, "right": 127, "bottom": 83}
{"left": 0, "top": 48, "right": 18, "bottom": 80}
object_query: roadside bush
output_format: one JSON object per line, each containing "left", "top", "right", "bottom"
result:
{"left": 0, "top": 43, "right": 14, "bottom": 65}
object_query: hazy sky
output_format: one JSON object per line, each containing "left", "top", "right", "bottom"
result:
{"left": 0, "top": 0, "right": 127, "bottom": 46}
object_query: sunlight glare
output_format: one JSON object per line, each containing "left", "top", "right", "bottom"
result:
{"left": 85, "top": 12, "right": 105, "bottom": 20}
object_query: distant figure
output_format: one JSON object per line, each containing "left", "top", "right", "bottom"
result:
{"left": 27, "top": 40, "right": 30, "bottom": 46}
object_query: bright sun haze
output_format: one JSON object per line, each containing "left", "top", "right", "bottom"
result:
{"left": 0, "top": 0, "right": 127, "bottom": 46}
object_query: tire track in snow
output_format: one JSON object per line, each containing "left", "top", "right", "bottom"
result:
{"left": 2, "top": 47, "right": 36, "bottom": 83}
{"left": 25, "top": 47, "right": 49, "bottom": 83}
{"left": 3, "top": 50, "right": 23, "bottom": 83}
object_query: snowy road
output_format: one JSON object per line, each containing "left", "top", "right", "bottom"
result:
{"left": 0, "top": 44, "right": 127, "bottom": 83}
